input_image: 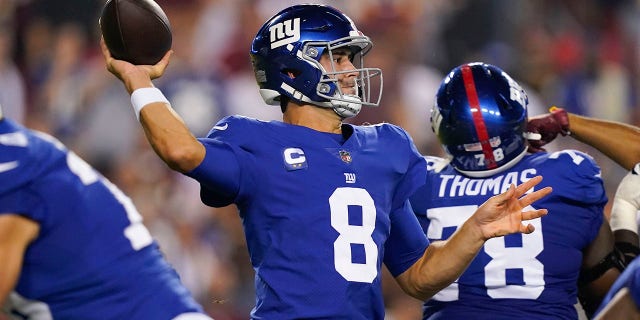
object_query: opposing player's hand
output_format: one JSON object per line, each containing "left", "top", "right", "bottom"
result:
{"left": 526, "top": 106, "right": 570, "bottom": 152}
{"left": 100, "top": 37, "right": 172, "bottom": 94}
{"left": 472, "top": 176, "right": 552, "bottom": 240}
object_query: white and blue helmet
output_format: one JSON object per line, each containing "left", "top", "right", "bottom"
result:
{"left": 250, "top": 4, "right": 382, "bottom": 118}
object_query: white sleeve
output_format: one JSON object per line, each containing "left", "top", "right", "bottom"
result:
{"left": 610, "top": 163, "right": 640, "bottom": 234}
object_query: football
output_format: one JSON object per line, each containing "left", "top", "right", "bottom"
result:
{"left": 99, "top": 0, "right": 172, "bottom": 65}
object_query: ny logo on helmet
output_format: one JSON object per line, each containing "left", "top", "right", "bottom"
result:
{"left": 269, "top": 18, "right": 300, "bottom": 49}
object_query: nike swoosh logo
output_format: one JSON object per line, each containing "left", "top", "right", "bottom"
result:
{"left": 213, "top": 123, "right": 228, "bottom": 131}
{"left": 0, "top": 161, "right": 19, "bottom": 173}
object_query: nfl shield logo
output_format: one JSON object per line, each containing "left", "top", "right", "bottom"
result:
{"left": 339, "top": 150, "right": 352, "bottom": 163}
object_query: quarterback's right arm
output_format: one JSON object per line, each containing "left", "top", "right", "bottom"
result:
{"left": 0, "top": 214, "right": 39, "bottom": 305}
{"left": 101, "top": 39, "right": 205, "bottom": 173}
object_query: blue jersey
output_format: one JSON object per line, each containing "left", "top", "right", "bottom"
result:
{"left": 410, "top": 151, "right": 607, "bottom": 320}
{"left": 0, "top": 119, "right": 206, "bottom": 319}
{"left": 595, "top": 256, "right": 640, "bottom": 316}
{"left": 187, "top": 116, "right": 429, "bottom": 319}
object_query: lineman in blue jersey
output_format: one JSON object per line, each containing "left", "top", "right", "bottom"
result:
{"left": 0, "top": 104, "right": 211, "bottom": 319}
{"left": 102, "top": 4, "right": 551, "bottom": 319}
{"left": 410, "top": 63, "right": 624, "bottom": 319}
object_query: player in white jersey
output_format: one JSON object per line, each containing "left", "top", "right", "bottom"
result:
{"left": 593, "top": 164, "right": 640, "bottom": 319}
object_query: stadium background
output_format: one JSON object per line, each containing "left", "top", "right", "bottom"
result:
{"left": 0, "top": 0, "right": 638, "bottom": 318}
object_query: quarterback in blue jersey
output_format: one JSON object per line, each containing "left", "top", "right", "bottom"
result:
{"left": 410, "top": 63, "right": 623, "bottom": 319}
{"left": 0, "top": 106, "right": 211, "bottom": 319}
{"left": 102, "top": 4, "right": 551, "bottom": 319}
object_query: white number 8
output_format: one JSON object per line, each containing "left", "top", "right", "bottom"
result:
{"left": 426, "top": 205, "right": 544, "bottom": 301}
{"left": 329, "top": 187, "right": 378, "bottom": 283}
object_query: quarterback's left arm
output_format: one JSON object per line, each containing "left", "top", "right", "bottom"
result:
{"left": 0, "top": 214, "right": 39, "bottom": 305}
{"left": 396, "top": 176, "right": 551, "bottom": 300}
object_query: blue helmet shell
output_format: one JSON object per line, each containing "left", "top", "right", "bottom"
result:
{"left": 250, "top": 4, "right": 382, "bottom": 117}
{"left": 431, "top": 62, "right": 528, "bottom": 177}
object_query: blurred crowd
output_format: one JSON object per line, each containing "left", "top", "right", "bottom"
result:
{"left": 2, "top": 0, "right": 639, "bottom": 318}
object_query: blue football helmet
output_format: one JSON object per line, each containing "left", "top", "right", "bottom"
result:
{"left": 250, "top": 4, "right": 382, "bottom": 118}
{"left": 431, "top": 62, "right": 528, "bottom": 177}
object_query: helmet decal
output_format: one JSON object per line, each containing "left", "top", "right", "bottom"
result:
{"left": 461, "top": 64, "right": 497, "bottom": 169}
{"left": 269, "top": 18, "right": 300, "bottom": 49}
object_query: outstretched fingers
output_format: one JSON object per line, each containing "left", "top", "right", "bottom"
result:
{"left": 518, "top": 186, "right": 553, "bottom": 208}
{"left": 519, "top": 208, "right": 548, "bottom": 234}
{"left": 519, "top": 223, "right": 536, "bottom": 234}
{"left": 519, "top": 184, "right": 551, "bottom": 234}
{"left": 493, "top": 176, "right": 543, "bottom": 205}
{"left": 513, "top": 175, "right": 543, "bottom": 198}
{"left": 521, "top": 208, "right": 548, "bottom": 221}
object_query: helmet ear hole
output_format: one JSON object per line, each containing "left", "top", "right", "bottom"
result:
{"left": 282, "top": 68, "right": 301, "bottom": 79}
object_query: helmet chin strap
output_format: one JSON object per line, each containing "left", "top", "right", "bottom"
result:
{"left": 330, "top": 84, "right": 362, "bottom": 119}
{"left": 331, "top": 94, "right": 362, "bottom": 118}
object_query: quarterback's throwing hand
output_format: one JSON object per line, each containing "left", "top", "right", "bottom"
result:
{"left": 101, "top": 38, "right": 172, "bottom": 93}
{"left": 473, "top": 175, "right": 552, "bottom": 240}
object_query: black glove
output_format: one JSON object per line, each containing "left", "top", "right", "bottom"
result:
{"left": 526, "top": 106, "right": 570, "bottom": 152}
{"left": 615, "top": 241, "right": 640, "bottom": 266}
